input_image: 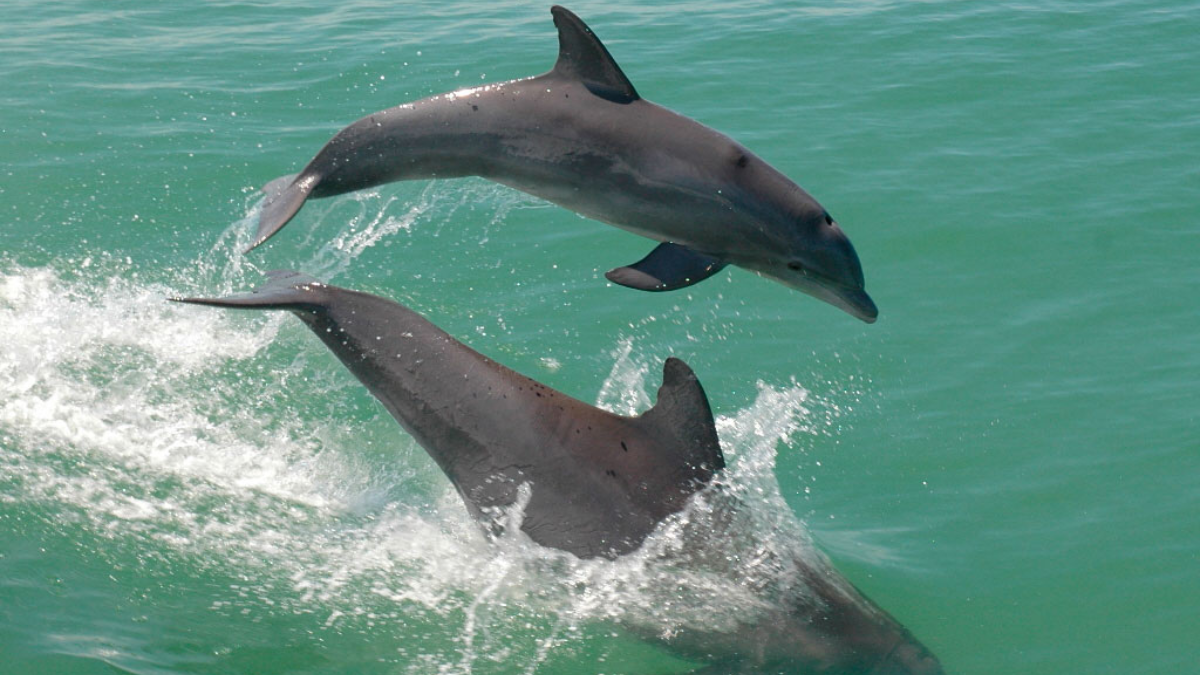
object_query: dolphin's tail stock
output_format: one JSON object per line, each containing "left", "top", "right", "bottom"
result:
{"left": 170, "top": 270, "right": 327, "bottom": 312}
{"left": 245, "top": 173, "right": 319, "bottom": 252}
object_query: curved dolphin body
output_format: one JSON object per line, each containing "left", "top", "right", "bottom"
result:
{"left": 249, "top": 6, "right": 878, "bottom": 323}
{"left": 174, "top": 272, "right": 940, "bottom": 673}
{"left": 182, "top": 271, "right": 723, "bottom": 559}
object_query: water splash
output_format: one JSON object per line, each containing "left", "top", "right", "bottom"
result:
{"left": 595, "top": 338, "right": 653, "bottom": 415}
{"left": 238, "top": 177, "right": 550, "bottom": 288}
{"left": 1, "top": 190, "right": 848, "bottom": 672}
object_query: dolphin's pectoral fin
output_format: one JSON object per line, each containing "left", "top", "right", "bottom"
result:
{"left": 605, "top": 243, "right": 727, "bottom": 292}
{"left": 246, "top": 172, "right": 321, "bottom": 253}
{"left": 550, "top": 6, "right": 639, "bottom": 104}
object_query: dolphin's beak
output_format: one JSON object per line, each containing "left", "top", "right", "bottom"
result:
{"left": 792, "top": 273, "right": 879, "bottom": 324}
{"left": 754, "top": 262, "right": 878, "bottom": 323}
{"left": 823, "top": 283, "right": 878, "bottom": 324}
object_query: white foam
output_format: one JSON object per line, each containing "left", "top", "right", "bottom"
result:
{"left": 0, "top": 193, "right": 851, "bottom": 670}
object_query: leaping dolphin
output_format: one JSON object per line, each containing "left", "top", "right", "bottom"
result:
{"left": 248, "top": 6, "right": 878, "bottom": 323}
{"left": 173, "top": 272, "right": 939, "bottom": 673}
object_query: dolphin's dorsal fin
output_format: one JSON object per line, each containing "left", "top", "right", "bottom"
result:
{"left": 641, "top": 358, "right": 725, "bottom": 477}
{"left": 550, "top": 6, "right": 639, "bottom": 104}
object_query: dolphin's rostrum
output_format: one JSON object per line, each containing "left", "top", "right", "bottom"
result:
{"left": 249, "top": 6, "right": 878, "bottom": 322}
{"left": 173, "top": 272, "right": 938, "bottom": 673}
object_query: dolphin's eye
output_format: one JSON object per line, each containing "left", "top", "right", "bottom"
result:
{"left": 787, "top": 261, "right": 804, "bottom": 272}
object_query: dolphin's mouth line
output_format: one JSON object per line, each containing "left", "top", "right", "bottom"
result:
{"left": 787, "top": 262, "right": 864, "bottom": 294}
{"left": 768, "top": 262, "right": 876, "bottom": 322}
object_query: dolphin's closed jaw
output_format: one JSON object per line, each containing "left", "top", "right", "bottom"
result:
{"left": 752, "top": 263, "right": 877, "bottom": 322}
{"left": 785, "top": 270, "right": 878, "bottom": 324}
{"left": 831, "top": 284, "right": 879, "bottom": 324}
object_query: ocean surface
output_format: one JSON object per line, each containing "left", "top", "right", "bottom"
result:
{"left": 2, "top": 1, "right": 1196, "bottom": 673}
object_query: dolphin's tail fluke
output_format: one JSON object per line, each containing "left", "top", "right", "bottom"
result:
{"left": 170, "top": 270, "right": 327, "bottom": 312}
{"left": 245, "top": 173, "right": 319, "bottom": 252}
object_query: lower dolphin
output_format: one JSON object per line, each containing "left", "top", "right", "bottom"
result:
{"left": 179, "top": 270, "right": 722, "bottom": 558}
{"left": 247, "top": 6, "right": 877, "bottom": 322}
{"left": 173, "top": 272, "right": 938, "bottom": 673}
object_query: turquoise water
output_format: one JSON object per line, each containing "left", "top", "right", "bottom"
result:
{"left": 2, "top": 1, "right": 1197, "bottom": 673}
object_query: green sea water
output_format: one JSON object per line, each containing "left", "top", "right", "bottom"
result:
{"left": 2, "top": 1, "right": 1197, "bottom": 673}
